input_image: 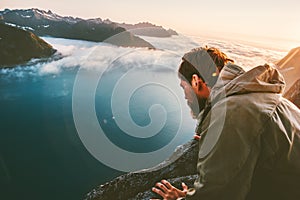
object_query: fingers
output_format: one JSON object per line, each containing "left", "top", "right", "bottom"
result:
{"left": 155, "top": 182, "right": 168, "bottom": 193}
{"left": 161, "top": 179, "right": 173, "bottom": 189}
{"left": 152, "top": 187, "right": 165, "bottom": 198}
{"left": 182, "top": 182, "right": 188, "bottom": 191}
{"left": 152, "top": 180, "right": 173, "bottom": 199}
{"left": 152, "top": 180, "right": 188, "bottom": 199}
{"left": 194, "top": 134, "right": 201, "bottom": 140}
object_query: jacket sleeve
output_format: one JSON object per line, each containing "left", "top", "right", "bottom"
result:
{"left": 187, "top": 100, "right": 263, "bottom": 200}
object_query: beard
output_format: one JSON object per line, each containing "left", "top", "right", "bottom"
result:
{"left": 189, "top": 97, "right": 208, "bottom": 119}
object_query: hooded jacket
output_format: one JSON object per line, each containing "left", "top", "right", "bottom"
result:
{"left": 188, "top": 64, "right": 300, "bottom": 200}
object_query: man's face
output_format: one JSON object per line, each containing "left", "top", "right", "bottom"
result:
{"left": 180, "top": 76, "right": 210, "bottom": 118}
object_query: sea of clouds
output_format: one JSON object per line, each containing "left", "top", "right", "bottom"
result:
{"left": 0, "top": 34, "right": 288, "bottom": 78}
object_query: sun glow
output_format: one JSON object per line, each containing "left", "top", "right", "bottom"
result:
{"left": 1, "top": 0, "right": 299, "bottom": 50}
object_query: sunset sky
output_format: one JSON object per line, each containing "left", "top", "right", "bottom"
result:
{"left": 1, "top": 0, "right": 300, "bottom": 49}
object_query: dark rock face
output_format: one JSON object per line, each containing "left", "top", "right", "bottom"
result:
{"left": 0, "top": 23, "right": 56, "bottom": 67}
{"left": 277, "top": 47, "right": 300, "bottom": 90}
{"left": 276, "top": 46, "right": 300, "bottom": 108}
{"left": 284, "top": 79, "right": 300, "bottom": 109}
{"left": 0, "top": 9, "right": 155, "bottom": 48}
{"left": 85, "top": 140, "right": 198, "bottom": 200}
{"left": 118, "top": 22, "right": 178, "bottom": 38}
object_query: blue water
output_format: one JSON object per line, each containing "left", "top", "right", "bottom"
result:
{"left": 0, "top": 63, "right": 195, "bottom": 200}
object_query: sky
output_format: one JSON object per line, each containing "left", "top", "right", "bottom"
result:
{"left": 1, "top": 0, "right": 300, "bottom": 49}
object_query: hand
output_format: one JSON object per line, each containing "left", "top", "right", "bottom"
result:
{"left": 194, "top": 134, "right": 201, "bottom": 140}
{"left": 151, "top": 179, "right": 188, "bottom": 200}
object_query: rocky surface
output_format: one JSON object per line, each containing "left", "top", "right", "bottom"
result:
{"left": 276, "top": 46, "right": 300, "bottom": 108}
{"left": 0, "top": 23, "right": 56, "bottom": 67}
{"left": 284, "top": 78, "right": 300, "bottom": 108}
{"left": 276, "top": 46, "right": 300, "bottom": 90}
{"left": 85, "top": 140, "right": 199, "bottom": 200}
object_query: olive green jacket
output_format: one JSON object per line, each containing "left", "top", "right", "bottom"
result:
{"left": 188, "top": 64, "right": 300, "bottom": 200}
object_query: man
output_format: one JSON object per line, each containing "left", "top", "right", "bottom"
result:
{"left": 152, "top": 47, "right": 300, "bottom": 200}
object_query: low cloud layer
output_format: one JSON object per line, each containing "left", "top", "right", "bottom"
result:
{"left": 0, "top": 34, "right": 287, "bottom": 78}
{"left": 194, "top": 37, "right": 286, "bottom": 70}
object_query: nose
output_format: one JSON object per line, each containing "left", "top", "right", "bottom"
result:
{"left": 183, "top": 90, "right": 187, "bottom": 99}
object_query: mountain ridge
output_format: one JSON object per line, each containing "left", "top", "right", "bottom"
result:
{"left": 0, "top": 23, "right": 56, "bottom": 67}
{"left": 0, "top": 8, "right": 176, "bottom": 47}
{"left": 0, "top": 8, "right": 124, "bottom": 41}
{"left": 118, "top": 22, "right": 178, "bottom": 37}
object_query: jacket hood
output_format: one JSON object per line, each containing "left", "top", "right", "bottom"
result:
{"left": 182, "top": 47, "right": 219, "bottom": 87}
{"left": 210, "top": 64, "right": 286, "bottom": 103}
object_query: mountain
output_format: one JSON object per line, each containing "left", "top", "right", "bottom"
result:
{"left": 276, "top": 46, "right": 300, "bottom": 108}
{"left": 284, "top": 79, "right": 300, "bottom": 109}
{"left": 104, "top": 31, "right": 155, "bottom": 48}
{"left": 0, "top": 23, "right": 56, "bottom": 67}
{"left": 276, "top": 46, "right": 300, "bottom": 90}
{"left": 118, "top": 22, "right": 178, "bottom": 37}
{"left": 0, "top": 8, "right": 154, "bottom": 48}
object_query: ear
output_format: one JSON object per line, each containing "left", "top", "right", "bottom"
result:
{"left": 191, "top": 74, "right": 203, "bottom": 90}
